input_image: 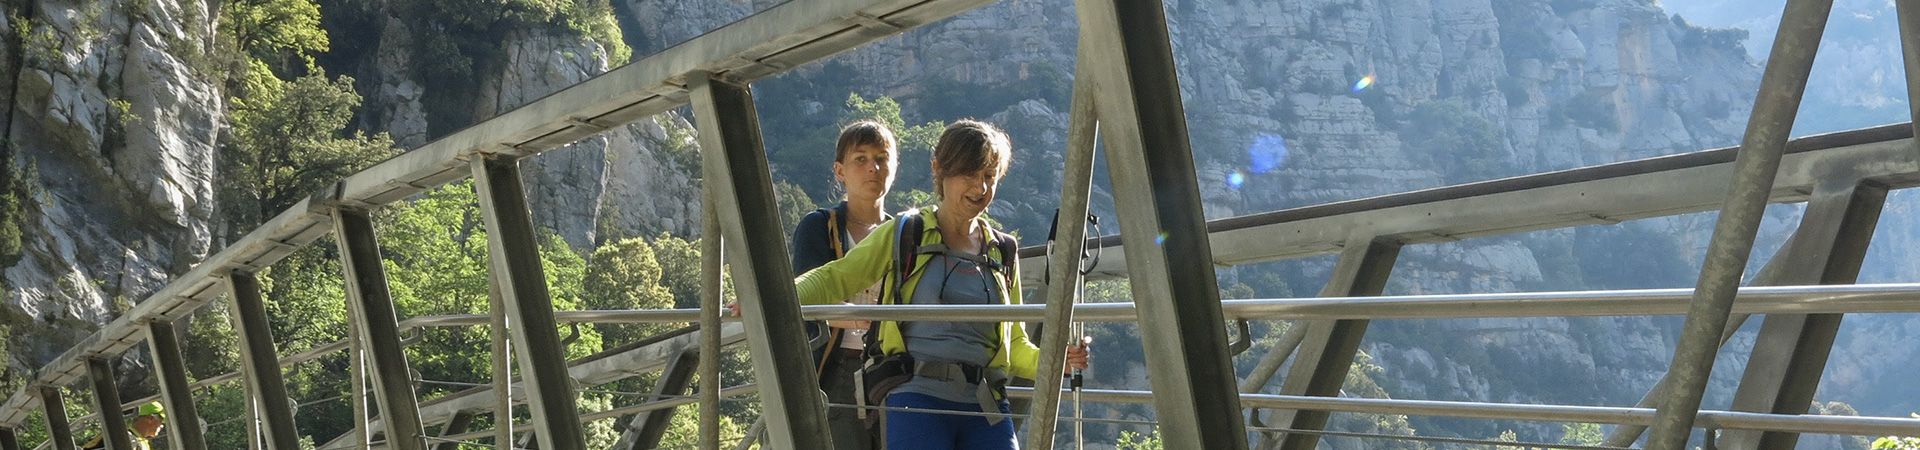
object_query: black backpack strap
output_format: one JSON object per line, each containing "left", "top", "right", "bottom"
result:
{"left": 865, "top": 211, "right": 924, "bottom": 356}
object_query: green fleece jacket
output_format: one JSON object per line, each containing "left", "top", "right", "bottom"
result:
{"left": 794, "top": 207, "right": 1041, "bottom": 380}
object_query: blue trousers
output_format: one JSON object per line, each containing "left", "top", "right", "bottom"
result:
{"left": 883, "top": 392, "right": 1016, "bottom": 450}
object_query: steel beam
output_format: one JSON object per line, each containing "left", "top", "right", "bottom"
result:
{"left": 486, "top": 277, "right": 513, "bottom": 449}
{"left": 698, "top": 196, "right": 723, "bottom": 450}
{"left": 226, "top": 272, "right": 301, "bottom": 450}
{"left": 40, "top": 387, "right": 73, "bottom": 450}
{"left": 470, "top": 155, "right": 588, "bottom": 450}
{"left": 1648, "top": 0, "right": 1834, "bottom": 446}
{"left": 688, "top": 73, "right": 832, "bottom": 449}
{"left": 1267, "top": 237, "right": 1402, "bottom": 450}
{"left": 144, "top": 320, "right": 208, "bottom": 450}
{"left": 332, "top": 207, "right": 429, "bottom": 450}
{"left": 1075, "top": 0, "right": 1245, "bottom": 446}
{"left": 1001, "top": 388, "right": 1920, "bottom": 438}
{"left": 616, "top": 350, "right": 700, "bottom": 449}
{"left": 84, "top": 359, "right": 132, "bottom": 450}
{"left": 1239, "top": 323, "right": 1308, "bottom": 394}
{"left": 1023, "top": 27, "right": 1102, "bottom": 450}
{"left": 431, "top": 411, "right": 474, "bottom": 450}
{"left": 1720, "top": 179, "right": 1886, "bottom": 449}
{"left": 1900, "top": 0, "right": 1920, "bottom": 157}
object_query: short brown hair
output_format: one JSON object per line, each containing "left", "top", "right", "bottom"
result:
{"left": 834, "top": 120, "right": 897, "bottom": 162}
{"left": 932, "top": 119, "right": 1012, "bottom": 197}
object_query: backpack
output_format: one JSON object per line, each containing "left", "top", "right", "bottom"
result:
{"left": 856, "top": 210, "right": 1020, "bottom": 421}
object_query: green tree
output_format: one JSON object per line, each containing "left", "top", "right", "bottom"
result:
{"left": 1116, "top": 430, "right": 1165, "bottom": 450}
{"left": 217, "top": 0, "right": 331, "bottom": 77}
{"left": 1561, "top": 422, "right": 1603, "bottom": 445}
{"left": 219, "top": 69, "right": 396, "bottom": 233}
{"left": 584, "top": 237, "right": 680, "bottom": 346}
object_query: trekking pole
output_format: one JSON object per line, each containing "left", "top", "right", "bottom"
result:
{"left": 1072, "top": 214, "right": 1099, "bottom": 450}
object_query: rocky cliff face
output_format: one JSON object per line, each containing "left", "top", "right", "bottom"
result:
{"left": 2, "top": 0, "right": 220, "bottom": 371}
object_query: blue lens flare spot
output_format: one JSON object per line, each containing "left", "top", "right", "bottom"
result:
{"left": 1249, "top": 133, "right": 1290, "bottom": 174}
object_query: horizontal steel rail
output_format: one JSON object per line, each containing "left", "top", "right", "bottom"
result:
{"left": 1015, "top": 124, "right": 1920, "bottom": 283}
{"left": 376, "top": 283, "right": 1920, "bottom": 324}
{"left": 383, "top": 384, "right": 763, "bottom": 450}
{"left": 1003, "top": 388, "right": 1920, "bottom": 438}
{"left": 314, "top": 323, "right": 746, "bottom": 450}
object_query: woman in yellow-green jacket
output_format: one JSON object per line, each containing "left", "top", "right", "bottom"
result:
{"left": 795, "top": 119, "right": 1089, "bottom": 449}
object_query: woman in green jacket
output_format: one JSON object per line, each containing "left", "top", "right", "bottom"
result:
{"left": 795, "top": 119, "right": 1089, "bottom": 449}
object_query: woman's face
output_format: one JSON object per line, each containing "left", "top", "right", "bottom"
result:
{"left": 935, "top": 162, "right": 999, "bottom": 222}
{"left": 834, "top": 143, "right": 896, "bottom": 202}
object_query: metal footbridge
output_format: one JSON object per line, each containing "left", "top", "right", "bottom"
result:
{"left": 5, "top": 0, "right": 1920, "bottom": 448}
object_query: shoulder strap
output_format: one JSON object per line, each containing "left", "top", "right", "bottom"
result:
{"left": 825, "top": 208, "right": 845, "bottom": 258}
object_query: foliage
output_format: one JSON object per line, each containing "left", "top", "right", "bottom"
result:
{"left": 1560, "top": 422, "right": 1603, "bottom": 445}
{"left": 1876, "top": 435, "right": 1920, "bottom": 450}
{"left": 1874, "top": 414, "right": 1920, "bottom": 450}
{"left": 775, "top": 180, "right": 818, "bottom": 242}
{"left": 219, "top": 69, "right": 396, "bottom": 232}
{"left": 220, "top": 0, "right": 331, "bottom": 76}
{"left": 1116, "top": 429, "right": 1165, "bottom": 450}
{"left": 1403, "top": 99, "right": 1508, "bottom": 184}
{"left": 0, "top": 155, "right": 32, "bottom": 267}
{"left": 584, "top": 237, "right": 680, "bottom": 345}
{"left": 1493, "top": 429, "right": 1522, "bottom": 450}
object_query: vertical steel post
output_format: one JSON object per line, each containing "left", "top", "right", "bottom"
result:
{"left": 332, "top": 207, "right": 429, "bottom": 450}
{"left": 431, "top": 411, "right": 475, "bottom": 450}
{"left": 1898, "top": 0, "right": 1920, "bottom": 156}
{"left": 1023, "top": 28, "right": 1102, "bottom": 450}
{"left": 470, "top": 155, "right": 588, "bottom": 450}
{"left": 486, "top": 276, "right": 514, "bottom": 449}
{"left": 1074, "top": 0, "right": 1246, "bottom": 446}
{"left": 227, "top": 272, "right": 301, "bottom": 450}
{"left": 1239, "top": 323, "right": 1309, "bottom": 394}
{"left": 1647, "top": 0, "right": 1833, "bottom": 446}
{"left": 145, "top": 320, "right": 209, "bottom": 450}
{"left": 617, "top": 350, "right": 700, "bottom": 450}
{"left": 1269, "top": 237, "right": 1401, "bottom": 450}
{"left": 1719, "top": 179, "right": 1885, "bottom": 450}
{"left": 687, "top": 72, "right": 833, "bottom": 449}
{"left": 347, "top": 277, "right": 370, "bottom": 449}
{"left": 85, "top": 359, "right": 132, "bottom": 450}
{"left": 40, "top": 387, "right": 75, "bottom": 450}
{"left": 0, "top": 427, "right": 19, "bottom": 450}
{"left": 699, "top": 196, "right": 723, "bottom": 450}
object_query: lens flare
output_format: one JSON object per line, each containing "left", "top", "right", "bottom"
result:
{"left": 1249, "top": 133, "right": 1290, "bottom": 174}
{"left": 1155, "top": 232, "right": 1168, "bottom": 246}
{"left": 1227, "top": 171, "right": 1247, "bottom": 189}
{"left": 1351, "top": 74, "right": 1375, "bottom": 93}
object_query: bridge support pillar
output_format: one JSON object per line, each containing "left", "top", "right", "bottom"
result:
{"left": 333, "top": 207, "right": 428, "bottom": 450}
{"left": 471, "top": 155, "right": 589, "bottom": 450}
{"left": 145, "top": 320, "right": 209, "bottom": 450}
{"left": 689, "top": 72, "right": 833, "bottom": 449}
{"left": 1267, "top": 237, "right": 1401, "bottom": 450}
{"left": 85, "top": 359, "right": 133, "bottom": 450}
{"left": 39, "top": 387, "right": 74, "bottom": 450}
{"left": 1075, "top": 0, "right": 1248, "bottom": 447}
